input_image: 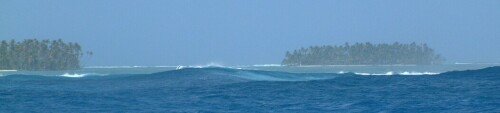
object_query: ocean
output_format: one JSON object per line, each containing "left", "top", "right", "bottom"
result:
{"left": 1, "top": 64, "right": 499, "bottom": 112}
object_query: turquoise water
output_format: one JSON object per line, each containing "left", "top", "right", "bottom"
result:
{"left": 1, "top": 64, "right": 499, "bottom": 112}
{"left": 2, "top": 64, "right": 496, "bottom": 76}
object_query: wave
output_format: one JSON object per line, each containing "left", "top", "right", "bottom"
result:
{"left": 0, "top": 70, "right": 17, "bottom": 72}
{"left": 58, "top": 73, "right": 108, "bottom": 78}
{"left": 2, "top": 66, "right": 499, "bottom": 82}
{"left": 59, "top": 73, "right": 88, "bottom": 77}
{"left": 354, "top": 71, "right": 439, "bottom": 76}
{"left": 0, "top": 73, "right": 108, "bottom": 78}
{"left": 85, "top": 66, "right": 178, "bottom": 68}
{"left": 398, "top": 72, "right": 439, "bottom": 75}
{"left": 288, "top": 64, "right": 418, "bottom": 67}
{"left": 153, "top": 67, "right": 341, "bottom": 81}
{"left": 185, "top": 63, "right": 226, "bottom": 68}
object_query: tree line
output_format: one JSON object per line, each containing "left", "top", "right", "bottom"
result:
{"left": 0, "top": 39, "right": 91, "bottom": 71}
{"left": 282, "top": 42, "right": 445, "bottom": 66}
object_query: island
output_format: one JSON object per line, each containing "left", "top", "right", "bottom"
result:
{"left": 0, "top": 39, "right": 91, "bottom": 71}
{"left": 282, "top": 42, "right": 445, "bottom": 66}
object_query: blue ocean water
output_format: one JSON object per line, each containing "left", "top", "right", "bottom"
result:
{"left": 1, "top": 65, "right": 499, "bottom": 112}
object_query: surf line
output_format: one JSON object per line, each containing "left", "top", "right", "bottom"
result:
{"left": 0, "top": 70, "right": 17, "bottom": 72}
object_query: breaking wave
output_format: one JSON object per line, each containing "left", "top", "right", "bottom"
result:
{"left": 2, "top": 66, "right": 497, "bottom": 82}
{"left": 58, "top": 73, "right": 108, "bottom": 78}
{"left": 1, "top": 66, "right": 499, "bottom": 112}
{"left": 354, "top": 71, "right": 439, "bottom": 75}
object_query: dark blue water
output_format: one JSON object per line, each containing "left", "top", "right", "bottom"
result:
{"left": 1, "top": 67, "right": 499, "bottom": 112}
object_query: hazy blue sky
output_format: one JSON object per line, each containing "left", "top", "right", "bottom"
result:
{"left": 1, "top": 0, "right": 499, "bottom": 66}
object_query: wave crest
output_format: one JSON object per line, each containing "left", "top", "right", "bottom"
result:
{"left": 58, "top": 73, "right": 108, "bottom": 78}
{"left": 354, "top": 71, "right": 439, "bottom": 76}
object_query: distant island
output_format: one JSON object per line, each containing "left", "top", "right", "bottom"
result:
{"left": 282, "top": 42, "right": 445, "bottom": 66}
{"left": 0, "top": 39, "right": 91, "bottom": 71}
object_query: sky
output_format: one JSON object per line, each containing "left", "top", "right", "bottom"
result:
{"left": 1, "top": 0, "right": 500, "bottom": 66}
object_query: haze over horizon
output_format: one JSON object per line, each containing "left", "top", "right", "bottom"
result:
{"left": 2, "top": 0, "right": 499, "bottom": 66}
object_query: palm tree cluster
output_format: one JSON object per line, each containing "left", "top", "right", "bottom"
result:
{"left": 282, "top": 42, "right": 445, "bottom": 66}
{"left": 0, "top": 39, "right": 90, "bottom": 70}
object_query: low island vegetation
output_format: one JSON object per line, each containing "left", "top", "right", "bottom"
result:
{"left": 282, "top": 42, "right": 445, "bottom": 66}
{"left": 0, "top": 39, "right": 91, "bottom": 71}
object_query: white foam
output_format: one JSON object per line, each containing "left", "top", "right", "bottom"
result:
{"left": 59, "top": 73, "right": 88, "bottom": 77}
{"left": 354, "top": 72, "right": 395, "bottom": 75}
{"left": 354, "top": 72, "right": 371, "bottom": 75}
{"left": 0, "top": 70, "right": 17, "bottom": 77}
{"left": 176, "top": 65, "right": 185, "bottom": 70}
{"left": 0, "top": 70, "right": 17, "bottom": 72}
{"left": 398, "top": 72, "right": 439, "bottom": 75}
{"left": 373, "top": 71, "right": 394, "bottom": 75}
{"left": 85, "top": 65, "right": 178, "bottom": 69}
{"left": 454, "top": 62, "right": 472, "bottom": 65}
{"left": 186, "top": 62, "right": 225, "bottom": 68}
{"left": 58, "top": 73, "right": 107, "bottom": 78}
{"left": 354, "top": 71, "right": 439, "bottom": 76}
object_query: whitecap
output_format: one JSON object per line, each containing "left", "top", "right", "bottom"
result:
{"left": 354, "top": 71, "right": 439, "bottom": 76}
{"left": 372, "top": 71, "right": 394, "bottom": 75}
{"left": 354, "top": 72, "right": 372, "bottom": 75}
{"left": 0, "top": 70, "right": 17, "bottom": 72}
{"left": 176, "top": 65, "right": 185, "bottom": 70}
{"left": 58, "top": 73, "right": 108, "bottom": 78}
{"left": 398, "top": 72, "right": 439, "bottom": 75}
{"left": 59, "top": 73, "right": 88, "bottom": 77}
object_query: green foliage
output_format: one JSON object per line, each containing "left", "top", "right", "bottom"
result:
{"left": 282, "top": 42, "right": 445, "bottom": 66}
{"left": 0, "top": 39, "right": 90, "bottom": 70}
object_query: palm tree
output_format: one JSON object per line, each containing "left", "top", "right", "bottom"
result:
{"left": 0, "top": 39, "right": 91, "bottom": 70}
{"left": 282, "top": 42, "right": 445, "bottom": 66}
